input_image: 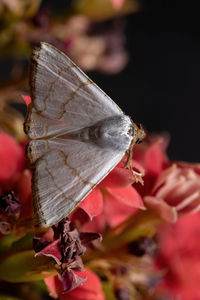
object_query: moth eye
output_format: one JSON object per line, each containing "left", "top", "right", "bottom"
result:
{"left": 128, "top": 128, "right": 133, "bottom": 135}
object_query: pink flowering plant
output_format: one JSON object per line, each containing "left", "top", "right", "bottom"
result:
{"left": 1, "top": 2, "right": 199, "bottom": 299}
{"left": 0, "top": 95, "right": 199, "bottom": 300}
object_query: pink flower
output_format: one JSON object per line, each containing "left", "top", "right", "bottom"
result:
{"left": 76, "top": 159, "right": 144, "bottom": 233}
{"left": 0, "top": 133, "right": 24, "bottom": 185}
{"left": 132, "top": 135, "right": 200, "bottom": 222}
{"left": 44, "top": 268, "right": 105, "bottom": 300}
{"left": 0, "top": 132, "right": 32, "bottom": 232}
{"left": 110, "top": 0, "right": 125, "bottom": 9}
{"left": 133, "top": 135, "right": 169, "bottom": 196}
{"left": 156, "top": 213, "right": 200, "bottom": 300}
{"left": 144, "top": 163, "right": 200, "bottom": 222}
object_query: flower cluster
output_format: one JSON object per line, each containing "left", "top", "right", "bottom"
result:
{"left": 1, "top": 105, "right": 200, "bottom": 299}
{"left": 156, "top": 213, "right": 200, "bottom": 300}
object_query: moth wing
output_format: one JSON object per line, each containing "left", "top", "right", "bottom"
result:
{"left": 32, "top": 138, "right": 125, "bottom": 227}
{"left": 25, "top": 42, "right": 122, "bottom": 139}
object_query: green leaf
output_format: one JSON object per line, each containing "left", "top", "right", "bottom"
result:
{"left": 0, "top": 234, "right": 20, "bottom": 253}
{"left": 0, "top": 250, "right": 57, "bottom": 282}
{"left": 102, "top": 281, "right": 116, "bottom": 300}
{"left": 12, "top": 232, "right": 35, "bottom": 251}
{"left": 0, "top": 295, "right": 22, "bottom": 300}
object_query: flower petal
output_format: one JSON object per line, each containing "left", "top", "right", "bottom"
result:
{"left": 79, "top": 187, "right": 103, "bottom": 219}
{"left": 35, "top": 239, "right": 62, "bottom": 265}
{"left": 101, "top": 163, "right": 134, "bottom": 188}
{"left": 50, "top": 268, "right": 105, "bottom": 300}
{"left": 103, "top": 186, "right": 144, "bottom": 227}
{"left": 66, "top": 269, "right": 105, "bottom": 300}
{"left": 144, "top": 196, "right": 177, "bottom": 223}
{"left": 101, "top": 160, "right": 144, "bottom": 188}
{"left": 82, "top": 213, "right": 106, "bottom": 234}
{"left": 21, "top": 95, "right": 31, "bottom": 106}
{"left": 44, "top": 276, "right": 58, "bottom": 299}
{"left": 104, "top": 196, "right": 137, "bottom": 227}
{"left": 107, "top": 186, "right": 144, "bottom": 208}
{"left": 60, "top": 268, "right": 87, "bottom": 292}
{"left": 144, "top": 142, "right": 168, "bottom": 176}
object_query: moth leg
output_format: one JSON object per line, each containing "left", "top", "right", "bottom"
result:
{"left": 125, "top": 147, "right": 132, "bottom": 169}
{"left": 129, "top": 166, "right": 144, "bottom": 185}
{"left": 125, "top": 144, "right": 144, "bottom": 185}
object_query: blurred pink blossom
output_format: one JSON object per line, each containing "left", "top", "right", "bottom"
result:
{"left": 156, "top": 213, "right": 200, "bottom": 300}
{"left": 111, "top": 0, "right": 125, "bottom": 9}
{"left": 144, "top": 163, "right": 200, "bottom": 222}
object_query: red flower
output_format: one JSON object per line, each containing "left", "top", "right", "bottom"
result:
{"left": 132, "top": 136, "right": 200, "bottom": 223}
{"left": 0, "top": 133, "right": 24, "bottom": 185}
{"left": 0, "top": 133, "right": 33, "bottom": 231}
{"left": 44, "top": 268, "right": 105, "bottom": 300}
{"left": 110, "top": 0, "right": 125, "bottom": 9}
{"left": 77, "top": 159, "right": 144, "bottom": 233}
{"left": 156, "top": 213, "right": 200, "bottom": 300}
{"left": 133, "top": 135, "right": 169, "bottom": 197}
{"left": 144, "top": 163, "right": 200, "bottom": 222}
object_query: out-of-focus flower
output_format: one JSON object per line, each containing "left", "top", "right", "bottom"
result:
{"left": 74, "top": 0, "right": 140, "bottom": 21}
{"left": 0, "top": 0, "right": 41, "bottom": 18}
{"left": 19, "top": 94, "right": 200, "bottom": 300}
{"left": 156, "top": 213, "right": 200, "bottom": 300}
{"left": 63, "top": 16, "right": 129, "bottom": 74}
{"left": 111, "top": 0, "right": 125, "bottom": 9}
{"left": 133, "top": 135, "right": 169, "bottom": 193}
{"left": 0, "top": 133, "right": 24, "bottom": 184}
{"left": 45, "top": 268, "right": 105, "bottom": 300}
{"left": 0, "top": 132, "right": 33, "bottom": 233}
{"left": 131, "top": 135, "right": 200, "bottom": 223}
{"left": 144, "top": 163, "right": 200, "bottom": 222}
{"left": 21, "top": 95, "right": 31, "bottom": 106}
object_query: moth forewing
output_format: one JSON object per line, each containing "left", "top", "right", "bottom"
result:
{"left": 25, "top": 42, "right": 145, "bottom": 227}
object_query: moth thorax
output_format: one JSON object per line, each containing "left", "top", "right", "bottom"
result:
{"left": 89, "top": 115, "right": 134, "bottom": 151}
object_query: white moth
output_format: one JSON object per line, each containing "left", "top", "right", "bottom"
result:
{"left": 24, "top": 42, "right": 145, "bottom": 228}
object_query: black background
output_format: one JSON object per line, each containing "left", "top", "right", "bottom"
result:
{"left": 90, "top": 0, "right": 200, "bottom": 162}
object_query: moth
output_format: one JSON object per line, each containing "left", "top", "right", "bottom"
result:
{"left": 24, "top": 42, "right": 145, "bottom": 227}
